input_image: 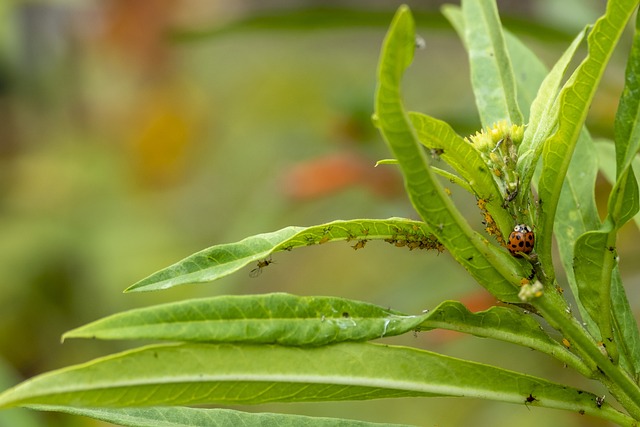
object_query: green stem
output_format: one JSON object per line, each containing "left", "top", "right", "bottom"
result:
{"left": 536, "top": 289, "right": 640, "bottom": 420}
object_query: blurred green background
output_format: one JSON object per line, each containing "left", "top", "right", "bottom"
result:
{"left": 0, "top": 0, "right": 638, "bottom": 426}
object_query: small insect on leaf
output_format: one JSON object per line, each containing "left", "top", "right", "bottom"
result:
{"left": 249, "top": 257, "right": 274, "bottom": 278}
{"left": 352, "top": 240, "right": 368, "bottom": 250}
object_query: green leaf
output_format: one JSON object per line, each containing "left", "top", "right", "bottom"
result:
{"left": 502, "top": 31, "right": 548, "bottom": 123}
{"left": 440, "top": 5, "right": 465, "bottom": 47}
{"left": 441, "top": 5, "right": 547, "bottom": 123}
{"left": 374, "top": 6, "right": 525, "bottom": 303}
{"left": 63, "top": 293, "right": 429, "bottom": 345}
{"left": 596, "top": 141, "right": 640, "bottom": 229}
{"left": 536, "top": 0, "right": 638, "bottom": 274}
{"left": 517, "top": 27, "right": 588, "bottom": 203}
{"left": 611, "top": 267, "right": 640, "bottom": 382}
{"left": 461, "top": 0, "right": 523, "bottom": 126}
{"left": 126, "top": 218, "right": 440, "bottom": 293}
{"left": 573, "top": 230, "right": 615, "bottom": 343}
{"left": 614, "top": 11, "right": 640, "bottom": 174}
{"left": 553, "top": 130, "right": 601, "bottom": 338}
{"left": 408, "top": 112, "right": 512, "bottom": 236}
{"left": 608, "top": 8, "right": 640, "bottom": 227}
{"left": 126, "top": 227, "right": 301, "bottom": 292}
{"left": 29, "top": 406, "right": 411, "bottom": 427}
{"left": 0, "top": 343, "right": 633, "bottom": 426}
{"left": 417, "top": 301, "right": 591, "bottom": 377}
{"left": 572, "top": 6, "right": 640, "bottom": 364}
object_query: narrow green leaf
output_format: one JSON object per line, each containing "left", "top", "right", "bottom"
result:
{"left": 573, "top": 230, "right": 615, "bottom": 343}
{"left": 29, "top": 406, "right": 411, "bottom": 427}
{"left": 596, "top": 141, "right": 640, "bottom": 229}
{"left": 0, "top": 343, "right": 633, "bottom": 426}
{"left": 614, "top": 10, "right": 640, "bottom": 174}
{"left": 417, "top": 301, "right": 591, "bottom": 377}
{"left": 126, "top": 218, "right": 440, "bottom": 293}
{"left": 611, "top": 266, "right": 640, "bottom": 382}
{"left": 503, "top": 31, "right": 548, "bottom": 123}
{"left": 375, "top": 6, "right": 525, "bottom": 303}
{"left": 608, "top": 170, "right": 639, "bottom": 227}
{"left": 441, "top": 5, "right": 548, "bottom": 122}
{"left": 608, "top": 9, "right": 640, "bottom": 227}
{"left": 571, "top": 6, "right": 640, "bottom": 364}
{"left": 440, "top": 5, "right": 465, "bottom": 47}
{"left": 126, "top": 227, "right": 301, "bottom": 292}
{"left": 63, "top": 293, "right": 428, "bottom": 345}
{"left": 462, "top": 0, "right": 523, "bottom": 126}
{"left": 517, "top": 27, "right": 588, "bottom": 203}
{"left": 409, "top": 112, "right": 512, "bottom": 236}
{"left": 536, "top": 0, "right": 638, "bottom": 275}
{"left": 553, "top": 130, "right": 601, "bottom": 339}
{"left": 575, "top": 12, "right": 640, "bottom": 377}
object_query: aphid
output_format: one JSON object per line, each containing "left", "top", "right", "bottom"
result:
{"left": 476, "top": 198, "right": 488, "bottom": 211}
{"left": 527, "top": 269, "right": 536, "bottom": 280}
{"left": 525, "top": 393, "right": 538, "bottom": 404}
{"left": 595, "top": 395, "right": 605, "bottom": 408}
{"left": 352, "top": 239, "right": 367, "bottom": 250}
{"left": 249, "top": 257, "right": 273, "bottom": 278}
{"left": 508, "top": 224, "right": 535, "bottom": 257}
{"left": 429, "top": 148, "right": 444, "bottom": 160}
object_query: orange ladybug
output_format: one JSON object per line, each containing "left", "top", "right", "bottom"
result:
{"left": 508, "top": 224, "right": 534, "bottom": 257}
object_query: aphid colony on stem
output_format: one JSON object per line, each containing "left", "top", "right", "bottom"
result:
{"left": 468, "top": 122, "right": 537, "bottom": 259}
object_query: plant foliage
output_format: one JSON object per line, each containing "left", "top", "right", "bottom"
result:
{"left": 2, "top": 1, "right": 640, "bottom": 426}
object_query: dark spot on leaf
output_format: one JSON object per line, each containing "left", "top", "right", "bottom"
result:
{"left": 342, "top": 312, "right": 350, "bottom": 318}
{"left": 579, "top": 410, "right": 585, "bottom": 415}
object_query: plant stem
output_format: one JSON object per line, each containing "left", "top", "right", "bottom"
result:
{"left": 536, "top": 289, "right": 640, "bottom": 420}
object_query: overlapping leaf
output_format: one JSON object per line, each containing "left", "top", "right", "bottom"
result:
{"left": 63, "top": 293, "right": 429, "bottom": 346}
{"left": 536, "top": 0, "right": 638, "bottom": 274}
{"left": 374, "top": 6, "right": 525, "bottom": 303}
{"left": 571, "top": 3, "right": 640, "bottom": 365}
{"left": 461, "top": 0, "right": 523, "bottom": 127}
{"left": 30, "top": 406, "right": 411, "bottom": 427}
{"left": 417, "top": 301, "right": 589, "bottom": 376}
{"left": 408, "top": 112, "right": 513, "bottom": 236}
{"left": 0, "top": 343, "right": 632, "bottom": 426}
{"left": 126, "top": 218, "right": 439, "bottom": 293}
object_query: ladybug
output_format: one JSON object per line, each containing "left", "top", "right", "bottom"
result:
{"left": 508, "top": 224, "right": 534, "bottom": 257}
